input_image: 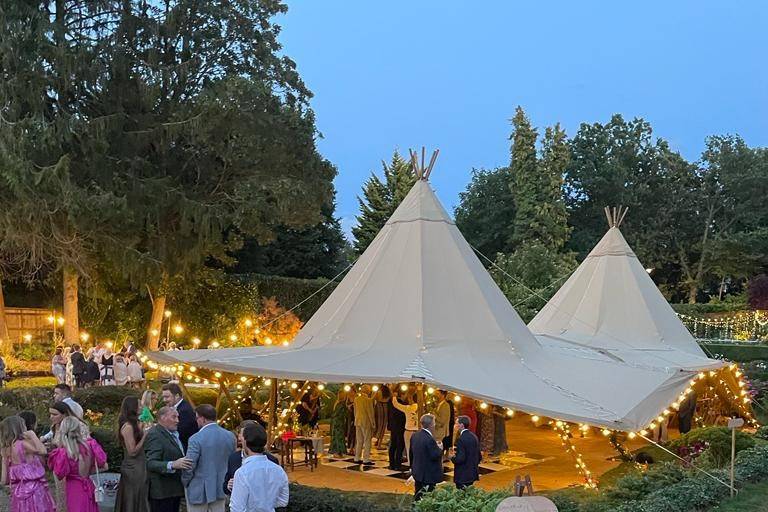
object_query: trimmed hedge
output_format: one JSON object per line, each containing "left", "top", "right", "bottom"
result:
{"left": 413, "top": 485, "right": 510, "bottom": 512}
{"left": 286, "top": 484, "right": 409, "bottom": 511}
{"left": 698, "top": 343, "right": 768, "bottom": 363}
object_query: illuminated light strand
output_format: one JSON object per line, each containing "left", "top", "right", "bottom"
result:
{"left": 552, "top": 420, "right": 597, "bottom": 488}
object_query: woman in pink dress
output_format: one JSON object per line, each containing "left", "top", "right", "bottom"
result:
{"left": 0, "top": 415, "right": 56, "bottom": 512}
{"left": 48, "top": 417, "right": 108, "bottom": 512}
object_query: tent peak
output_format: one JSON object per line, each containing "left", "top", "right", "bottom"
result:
{"left": 409, "top": 147, "right": 440, "bottom": 180}
{"left": 604, "top": 206, "right": 629, "bottom": 229}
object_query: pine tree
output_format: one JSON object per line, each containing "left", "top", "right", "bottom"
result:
{"left": 509, "top": 107, "right": 540, "bottom": 249}
{"left": 493, "top": 109, "right": 575, "bottom": 322}
{"left": 352, "top": 152, "right": 416, "bottom": 254}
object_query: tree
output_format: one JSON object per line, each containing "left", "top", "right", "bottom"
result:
{"left": 747, "top": 275, "right": 768, "bottom": 311}
{"left": 669, "top": 137, "right": 768, "bottom": 302}
{"left": 0, "top": 2, "right": 131, "bottom": 344}
{"left": 2, "top": 1, "right": 337, "bottom": 349}
{"left": 352, "top": 151, "right": 417, "bottom": 254}
{"left": 509, "top": 107, "right": 540, "bottom": 249}
{"left": 492, "top": 109, "right": 576, "bottom": 321}
{"left": 564, "top": 115, "right": 691, "bottom": 264}
{"left": 454, "top": 168, "right": 516, "bottom": 259}
{"left": 230, "top": 202, "right": 350, "bottom": 280}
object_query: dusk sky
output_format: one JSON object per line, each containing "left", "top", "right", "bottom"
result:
{"left": 279, "top": 1, "right": 768, "bottom": 238}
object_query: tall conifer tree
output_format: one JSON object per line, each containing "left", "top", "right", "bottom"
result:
{"left": 352, "top": 152, "right": 416, "bottom": 254}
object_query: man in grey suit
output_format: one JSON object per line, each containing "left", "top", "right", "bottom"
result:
{"left": 182, "top": 404, "right": 237, "bottom": 512}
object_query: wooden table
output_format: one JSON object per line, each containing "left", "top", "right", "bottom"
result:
{"left": 281, "top": 436, "right": 321, "bottom": 471}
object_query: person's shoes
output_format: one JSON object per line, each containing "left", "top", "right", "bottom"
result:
{"left": 353, "top": 460, "right": 363, "bottom": 464}
{"left": 362, "top": 461, "right": 375, "bottom": 466}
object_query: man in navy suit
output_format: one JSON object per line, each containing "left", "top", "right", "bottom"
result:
{"left": 450, "top": 415, "right": 481, "bottom": 489}
{"left": 162, "top": 383, "right": 199, "bottom": 451}
{"left": 409, "top": 414, "right": 444, "bottom": 501}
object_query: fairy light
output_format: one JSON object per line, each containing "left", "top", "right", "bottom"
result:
{"left": 23, "top": 333, "right": 32, "bottom": 342}
{"left": 264, "top": 337, "right": 273, "bottom": 345}
{"left": 506, "top": 409, "right": 514, "bottom": 417}
{"left": 372, "top": 385, "right": 379, "bottom": 392}
{"left": 290, "top": 382, "right": 298, "bottom": 389}
{"left": 480, "top": 402, "right": 488, "bottom": 409}
{"left": 552, "top": 420, "right": 597, "bottom": 488}
{"left": 427, "top": 387, "right": 435, "bottom": 395}
{"left": 531, "top": 415, "right": 540, "bottom": 424}
{"left": 80, "top": 332, "right": 90, "bottom": 342}
{"left": 244, "top": 319, "right": 253, "bottom": 327}
{"left": 344, "top": 385, "right": 351, "bottom": 392}
{"left": 453, "top": 395, "right": 462, "bottom": 403}
{"left": 400, "top": 384, "right": 408, "bottom": 392}
{"left": 317, "top": 384, "right": 325, "bottom": 391}
{"left": 229, "top": 334, "right": 238, "bottom": 342}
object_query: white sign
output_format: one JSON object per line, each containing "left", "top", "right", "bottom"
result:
{"left": 728, "top": 417, "right": 745, "bottom": 429}
{"left": 496, "top": 496, "right": 558, "bottom": 512}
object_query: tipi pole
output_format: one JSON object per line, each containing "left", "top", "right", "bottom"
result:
{"left": 268, "top": 378, "right": 279, "bottom": 437}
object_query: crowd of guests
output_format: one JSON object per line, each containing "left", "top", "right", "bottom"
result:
{"left": 51, "top": 342, "right": 145, "bottom": 388}
{"left": 0, "top": 382, "right": 289, "bottom": 512}
{"left": 328, "top": 384, "right": 507, "bottom": 470}
{"left": 323, "top": 384, "right": 496, "bottom": 500}
{"left": 0, "top": 383, "right": 108, "bottom": 512}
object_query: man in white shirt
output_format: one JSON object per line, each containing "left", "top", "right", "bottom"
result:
{"left": 230, "top": 422, "right": 289, "bottom": 512}
{"left": 53, "top": 383, "right": 84, "bottom": 418}
{"left": 41, "top": 383, "right": 85, "bottom": 444}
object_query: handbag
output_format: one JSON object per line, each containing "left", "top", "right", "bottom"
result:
{"left": 93, "top": 450, "right": 105, "bottom": 503}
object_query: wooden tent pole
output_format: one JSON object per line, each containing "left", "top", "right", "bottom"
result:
{"left": 178, "top": 379, "right": 196, "bottom": 408}
{"left": 268, "top": 378, "right": 279, "bottom": 438}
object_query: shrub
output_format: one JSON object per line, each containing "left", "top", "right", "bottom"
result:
{"left": 413, "top": 485, "right": 511, "bottom": 512}
{"left": 286, "top": 484, "right": 409, "bottom": 511}
{"left": 603, "top": 462, "right": 687, "bottom": 502}
{"left": 752, "top": 425, "right": 768, "bottom": 440}
{"left": 12, "top": 343, "right": 50, "bottom": 362}
{"left": 91, "top": 427, "right": 123, "bottom": 472}
{"left": 667, "top": 426, "right": 754, "bottom": 468}
{"left": 73, "top": 386, "right": 141, "bottom": 415}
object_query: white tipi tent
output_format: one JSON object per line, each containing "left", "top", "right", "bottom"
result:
{"left": 149, "top": 173, "right": 711, "bottom": 430}
{"left": 529, "top": 207, "right": 722, "bottom": 372}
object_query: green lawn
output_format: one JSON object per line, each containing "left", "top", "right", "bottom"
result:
{"left": 5, "top": 375, "right": 56, "bottom": 389}
{"left": 710, "top": 479, "right": 768, "bottom": 511}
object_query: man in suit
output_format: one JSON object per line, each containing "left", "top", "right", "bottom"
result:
{"left": 182, "top": 404, "right": 236, "bottom": 512}
{"left": 450, "top": 415, "right": 481, "bottom": 489}
{"left": 353, "top": 384, "right": 375, "bottom": 465}
{"left": 410, "top": 414, "right": 444, "bottom": 501}
{"left": 145, "top": 406, "right": 193, "bottom": 512}
{"left": 387, "top": 389, "right": 407, "bottom": 470}
{"left": 162, "top": 382, "right": 199, "bottom": 450}
{"left": 224, "top": 420, "right": 280, "bottom": 495}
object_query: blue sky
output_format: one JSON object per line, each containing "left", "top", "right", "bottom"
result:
{"left": 278, "top": 1, "right": 768, "bottom": 238}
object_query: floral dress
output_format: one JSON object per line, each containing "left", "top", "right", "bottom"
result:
{"left": 329, "top": 401, "right": 349, "bottom": 455}
{"left": 6, "top": 440, "right": 56, "bottom": 512}
{"left": 48, "top": 438, "right": 107, "bottom": 512}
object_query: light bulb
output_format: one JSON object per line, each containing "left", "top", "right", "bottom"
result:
{"left": 344, "top": 385, "right": 351, "bottom": 392}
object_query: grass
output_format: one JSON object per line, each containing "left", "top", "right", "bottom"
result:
{"left": 709, "top": 479, "right": 768, "bottom": 511}
{"left": 4, "top": 375, "right": 56, "bottom": 388}
{"left": 598, "top": 443, "right": 677, "bottom": 487}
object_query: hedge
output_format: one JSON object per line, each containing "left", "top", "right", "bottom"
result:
{"left": 286, "top": 484, "right": 409, "bottom": 511}
{"left": 699, "top": 343, "right": 768, "bottom": 363}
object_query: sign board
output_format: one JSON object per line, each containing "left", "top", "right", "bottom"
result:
{"left": 496, "top": 496, "right": 558, "bottom": 512}
{"left": 728, "top": 417, "right": 745, "bottom": 429}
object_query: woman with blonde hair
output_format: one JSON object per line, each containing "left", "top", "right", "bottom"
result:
{"left": 138, "top": 389, "right": 157, "bottom": 425}
{"left": 0, "top": 415, "right": 55, "bottom": 512}
{"left": 48, "top": 416, "right": 108, "bottom": 512}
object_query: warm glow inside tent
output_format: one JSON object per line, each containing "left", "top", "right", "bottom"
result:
{"left": 148, "top": 178, "right": 752, "bottom": 432}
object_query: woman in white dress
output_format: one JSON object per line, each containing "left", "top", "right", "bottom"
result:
{"left": 113, "top": 353, "right": 129, "bottom": 386}
{"left": 51, "top": 347, "right": 67, "bottom": 384}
